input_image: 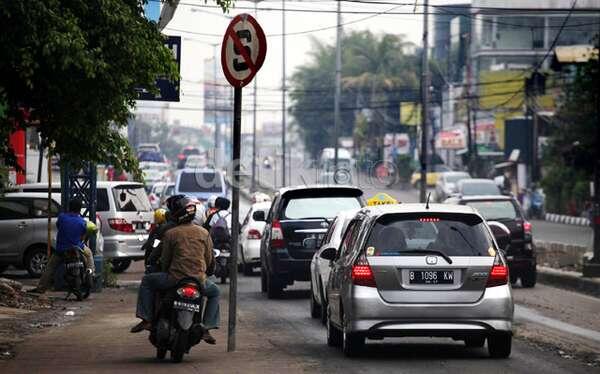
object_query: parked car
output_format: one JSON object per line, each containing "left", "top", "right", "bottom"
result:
{"left": 309, "top": 208, "right": 359, "bottom": 324}
{"left": 19, "top": 182, "right": 153, "bottom": 273}
{"left": 0, "top": 193, "right": 104, "bottom": 277}
{"left": 322, "top": 203, "right": 514, "bottom": 358}
{"left": 456, "top": 178, "right": 502, "bottom": 197}
{"left": 434, "top": 171, "right": 471, "bottom": 202}
{"left": 174, "top": 168, "right": 227, "bottom": 202}
{"left": 411, "top": 164, "right": 452, "bottom": 188}
{"left": 177, "top": 146, "right": 201, "bottom": 169}
{"left": 444, "top": 195, "right": 536, "bottom": 287}
{"left": 256, "top": 185, "right": 364, "bottom": 298}
{"left": 238, "top": 201, "right": 271, "bottom": 275}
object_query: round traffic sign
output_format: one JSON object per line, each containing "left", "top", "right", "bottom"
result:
{"left": 221, "top": 14, "right": 267, "bottom": 88}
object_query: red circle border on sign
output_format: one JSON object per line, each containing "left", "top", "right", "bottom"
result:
{"left": 221, "top": 14, "right": 267, "bottom": 88}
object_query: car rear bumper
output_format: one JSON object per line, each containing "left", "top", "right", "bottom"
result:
{"left": 241, "top": 240, "right": 261, "bottom": 265}
{"left": 269, "top": 251, "right": 311, "bottom": 283}
{"left": 103, "top": 235, "right": 147, "bottom": 260}
{"left": 347, "top": 284, "right": 513, "bottom": 335}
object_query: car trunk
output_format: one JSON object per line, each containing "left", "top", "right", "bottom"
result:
{"left": 281, "top": 220, "right": 328, "bottom": 260}
{"left": 368, "top": 255, "right": 494, "bottom": 304}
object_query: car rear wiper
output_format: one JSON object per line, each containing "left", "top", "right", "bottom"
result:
{"left": 401, "top": 249, "right": 453, "bottom": 264}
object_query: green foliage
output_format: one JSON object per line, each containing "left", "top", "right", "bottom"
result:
{"left": 540, "top": 38, "right": 599, "bottom": 215}
{"left": 289, "top": 31, "right": 419, "bottom": 158}
{"left": 0, "top": 0, "right": 230, "bottom": 179}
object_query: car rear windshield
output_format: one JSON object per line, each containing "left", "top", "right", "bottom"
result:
{"left": 465, "top": 200, "right": 518, "bottom": 221}
{"left": 366, "top": 213, "right": 493, "bottom": 257}
{"left": 461, "top": 182, "right": 500, "bottom": 195}
{"left": 283, "top": 196, "right": 361, "bottom": 219}
{"left": 137, "top": 151, "right": 163, "bottom": 162}
{"left": 178, "top": 172, "right": 223, "bottom": 193}
{"left": 112, "top": 185, "right": 152, "bottom": 212}
{"left": 446, "top": 173, "right": 470, "bottom": 183}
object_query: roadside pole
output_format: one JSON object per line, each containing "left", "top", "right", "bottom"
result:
{"left": 333, "top": 0, "right": 342, "bottom": 172}
{"left": 221, "top": 14, "right": 267, "bottom": 352}
{"left": 419, "top": 0, "right": 430, "bottom": 203}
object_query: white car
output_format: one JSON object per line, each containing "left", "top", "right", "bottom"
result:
{"left": 184, "top": 154, "right": 209, "bottom": 169}
{"left": 309, "top": 208, "right": 359, "bottom": 323}
{"left": 238, "top": 201, "right": 271, "bottom": 275}
{"left": 148, "top": 182, "right": 168, "bottom": 210}
{"left": 141, "top": 162, "right": 171, "bottom": 187}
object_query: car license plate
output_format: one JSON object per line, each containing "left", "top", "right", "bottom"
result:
{"left": 409, "top": 270, "right": 454, "bottom": 285}
{"left": 173, "top": 300, "right": 200, "bottom": 312}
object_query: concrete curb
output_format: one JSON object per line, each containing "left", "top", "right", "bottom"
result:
{"left": 544, "top": 213, "right": 590, "bottom": 227}
{"left": 537, "top": 266, "right": 600, "bottom": 298}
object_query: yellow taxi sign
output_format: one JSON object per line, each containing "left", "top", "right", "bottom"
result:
{"left": 367, "top": 193, "right": 398, "bottom": 206}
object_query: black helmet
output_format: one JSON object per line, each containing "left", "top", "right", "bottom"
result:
{"left": 215, "top": 196, "right": 231, "bottom": 211}
{"left": 169, "top": 195, "right": 196, "bottom": 224}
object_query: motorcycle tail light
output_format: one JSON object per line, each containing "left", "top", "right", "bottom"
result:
{"left": 177, "top": 285, "right": 200, "bottom": 299}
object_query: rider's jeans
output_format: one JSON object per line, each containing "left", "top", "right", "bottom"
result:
{"left": 136, "top": 273, "right": 221, "bottom": 330}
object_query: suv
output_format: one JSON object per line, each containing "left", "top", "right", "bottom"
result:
{"left": 19, "top": 181, "right": 153, "bottom": 273}
{"left": 256, "top": 185, "right": 364, "bottom": 298}
{"left": 444, "top": 195, "right": 536, "bottom": 287}
{"left": 323, "top": 204, "right": 514, "bottom": 358}
{"left": 175, "top": 168, "right": 227, "bottom": 202}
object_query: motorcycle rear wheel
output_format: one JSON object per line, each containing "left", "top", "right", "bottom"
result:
{"left": 156, "top": 347, "right": 167, "bottom": 360}
{"left": 170, "top": 330, "right": 189, "bottom": 363}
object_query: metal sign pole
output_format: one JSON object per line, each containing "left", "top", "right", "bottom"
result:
{"left": 228, "top": 86, "right": 242, "bottom": 352}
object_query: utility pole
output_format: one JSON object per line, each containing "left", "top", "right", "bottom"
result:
{"left": 333, "top": 0, "right": 342, "bottom": 172}
{"left": 281, "top": 0, "right": 287, "bottom": 187}
{"left": 213, "top": 43, "right": 220, "bottom": 168}
{"left": 419, "top": 0, "right": 430, "bottom": 203}
{"left": 464, "top": 32, "right": 474, "bottom": 175}
{"left": 251, "top": 2, "right": 259, "bottom": 191}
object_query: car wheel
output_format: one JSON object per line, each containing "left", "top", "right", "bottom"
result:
{"left": 156, "top": 347, "right": 167, "bottom": 360}
{"left": 326, "top": 308, "right": 342, "bottom": 347}
{"left": 509, "top": 273, "right": 518, "bottom": 285}
{"left": 111, "top": 259, "right": 132, "bottom": 273}
{"left": 266, "top": 272, "right": 282, "bottom": 299}
{"left": 309, "top": 281, "right": 322, "bottom": 319}
{"left": 25, "top": 247, "right": 48, "bottom": 278}
{"left": 488, "top": 333, "right": 512, "bottom": 358}
{"left": 260, "top": 269, "right": 267, "bottom": 292}
{"left": 521, "top": 266, "right": 537, "bottom": 288}
{"left": 342, "top": 325, "right": 365, "bottom": 357}
{"left": 243, "top": 263, "right": 254, "bottom": 276}
{"left": 465, "top": 336, "right": 486, "bottom": 348}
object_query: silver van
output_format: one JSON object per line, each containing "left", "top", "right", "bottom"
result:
{"left": 0, "top": 192, "right": 104, "bottom": 277}
{"left": 19, "top": 181, "right": 153, "bottom": 273}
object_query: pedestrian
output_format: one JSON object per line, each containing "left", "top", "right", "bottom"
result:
{"left": 29, "top": 199, "right": 95, "bottom": 294}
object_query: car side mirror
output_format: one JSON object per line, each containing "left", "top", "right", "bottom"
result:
{"left": 303, "top": 237, "right": 317, "bottom": 250}
{"left": 488, "top": 221, "right": 511, "bottom": 251}
{"left": 252, "top": 210, "right": 266, "bottom": 222}
{"left": 320, "top": 247, "right": 337, "bottom": 261}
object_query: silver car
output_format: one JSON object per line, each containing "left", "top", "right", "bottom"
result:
{"left": 323, "top": 203, "right": 514, "bottom": 358}
{"left": 434, "top": 171, "right": 471, "bottom": 202}
{"left": 309, "top": 208, "right": 358, "bottom": 323}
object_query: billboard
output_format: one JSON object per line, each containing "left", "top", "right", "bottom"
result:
{"left": 136, "top": 35, "right": 181, "bottom": 102}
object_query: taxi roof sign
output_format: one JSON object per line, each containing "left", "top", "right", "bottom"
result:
{"left": 367, "top": 193, "right": 398, "bottom": 206}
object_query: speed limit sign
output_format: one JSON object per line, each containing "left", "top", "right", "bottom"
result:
{"left": 221, "top": 14, "right": 267, "bottom": 88}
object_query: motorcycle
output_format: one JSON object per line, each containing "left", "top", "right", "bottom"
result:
{"left": 150, "top": 277, "right": 207, "bottom": 363}
{"left": 528, "top": 189, "right": 544, "bottom": 219}
{"left": 213, "top": 248, "right": 230, "bottom": 284}
{"left": 63, "top": 247, "right": 93, "bottom": 301}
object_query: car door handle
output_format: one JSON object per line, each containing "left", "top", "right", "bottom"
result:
{"left": 17, "top": 221, "right": 28, "bottom": 229}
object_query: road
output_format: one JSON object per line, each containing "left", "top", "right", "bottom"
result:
{"left": 1, "top": 265, "right": 598, "bottom": 373}
{"left": 254, "top": 164, "right": 593, "bottom": 248}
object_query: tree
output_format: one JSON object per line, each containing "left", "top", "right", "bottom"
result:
{"left": 0, "top": 0, "right": 231, "bottom": 179}
{"left": 289, "top": 31, "right": 419, "bottom": 159}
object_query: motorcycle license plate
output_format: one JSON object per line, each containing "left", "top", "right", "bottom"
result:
{"left": 173, "top": 300, "right": 200, "bottom": 312}
{"left": 218, "top": 252, "right": 231, "bottom": 258}
{"left": 66, "top": 261, "right": 84, "bottom": 269}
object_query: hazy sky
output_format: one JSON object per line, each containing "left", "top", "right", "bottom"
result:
{"left": 134, "top": 0, "right": 444, "bottom": 133}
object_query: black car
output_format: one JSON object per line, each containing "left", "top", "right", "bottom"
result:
{"left": 255, "top": 185, "right": 364, "bottom": 298}
{"left": 444, "top": 195, "right": 536, "bottom": 287}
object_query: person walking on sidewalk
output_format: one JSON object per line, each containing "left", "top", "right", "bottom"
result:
{"left": 29, "top": 199, "right": 95, "bottom": 293}
{"left": 131, "top": 195, "right": 220, "bottom": 345}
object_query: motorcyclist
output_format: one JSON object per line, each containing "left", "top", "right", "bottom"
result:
{"left": 203, "top": 197, "right": 232, "bottom": 250}
{"left": 29, "top": 199, "right": 95, "bottom": 294}
{"left": 142, "top": 207, "right": 176, "bottom": 273}
{"left": 202, "top": 195, "right": 218, "bottom": 225}
{"left": 131, "top": 195, "right": 220, "bottom": 345}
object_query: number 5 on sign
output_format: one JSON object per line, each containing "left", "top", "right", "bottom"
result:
{"left": 221, "top": 14, "right": 267, "bottom": 88}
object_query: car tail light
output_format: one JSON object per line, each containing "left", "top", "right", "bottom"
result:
{"left": 177, "top": 153, "right": 185, "bottom": 160}
{"left": 177, "top": 285, "right": 200, "bottom": 299}
{"left": 523, "top": 221, "right": 532, "bottom": 235}
{"left": 351, "top": 254, "right": 376, "bottom": 287}
{"left": 270, "top": 220, "right": 285, "bottom": 249}
{"left": 486, "top": 256, "right": 508, "bottom": 287}
{"left": 247, "top": 228, "right": 262, "bottom": 240}
{"left": 108, "top": 218, "right": 134, "bottom": 233}
{"left": 150, "top": 223, "right": 157, "bottom": 231}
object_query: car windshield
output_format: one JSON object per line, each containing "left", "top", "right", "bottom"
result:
{"left": 283, "top": 197, "right": 361, "bottom": 219}
{"left": 179, "top": 171, "right": 223, "bottom": 193}
{"left": 461, "top": 182, "right": 500, "bottom": 195}
{"left": 112, "top": 185, "right": 152, "bottom": 212}
{"left": 138, "top": 151, "right": 163, "bottom": 162}
{"left": 366, "top": 213, "right": 493, "bottom": 257}
{"left": 466, "top": 200, "right": 518, "bottom": 220}
{"left": 446, "top": 173, "right": 470, "bottom": 183}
